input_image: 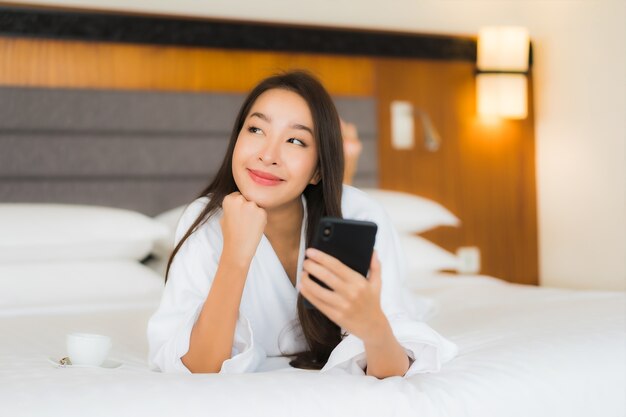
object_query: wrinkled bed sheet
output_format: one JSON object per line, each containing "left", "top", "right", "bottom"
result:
{"left": 1, "top": 274, "right": 624, "bottom": 417}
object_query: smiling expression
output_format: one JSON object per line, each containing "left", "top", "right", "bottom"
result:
{"left": 231, "top": 88, "right": 320, "bottom": 210}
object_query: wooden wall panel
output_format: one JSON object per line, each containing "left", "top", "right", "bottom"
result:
{"left": 0, "top": 37, "right": 374, "bottom": 96}
{"left": 376, "top": 58, "right": 539, "bottom": 285}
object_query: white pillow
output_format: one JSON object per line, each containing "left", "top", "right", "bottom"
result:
{"left": 361, "top": 188, "right": 460, "bottom": 233}
{"left": 152, "top": 205, "right": 187, "bottom": 259}
{"left": 0, "top": 204, "right": 169, "bottom": 263}
{"left": 0, "top": 260, "right": 164, "bottom": 315}
{"left": 399, "top": 234, "right": 459, "bottom": 273}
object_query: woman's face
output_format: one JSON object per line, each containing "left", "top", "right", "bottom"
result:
{"left": 232, "top": 88, "right": 319, "bottom": 210}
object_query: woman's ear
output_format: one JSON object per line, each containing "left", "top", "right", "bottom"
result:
{"left": 309, "top": 168, "right": 321, "bottom": 185}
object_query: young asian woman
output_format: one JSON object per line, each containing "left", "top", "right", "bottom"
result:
{"left": 146, "top": 71, "right": 458, "bottom": 378}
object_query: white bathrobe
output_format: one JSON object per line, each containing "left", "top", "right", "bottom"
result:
{"left": 147, "top": 185, "right": 458, "bottom": 377}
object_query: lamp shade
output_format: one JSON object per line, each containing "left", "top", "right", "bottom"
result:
{"left": 477, "top": 73, "right": 527, "bottom": 119}
{"left": 476, "top": 26, "right": 530, "bottom": 119}
{"left": 477, "top": 26, "right": 530, "bottom": 72}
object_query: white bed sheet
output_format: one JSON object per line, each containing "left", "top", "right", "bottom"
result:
{"left": 1, "top": 273, "right": 624, "bottom": 417}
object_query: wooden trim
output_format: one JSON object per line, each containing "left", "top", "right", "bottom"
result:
{"left": 0, "top": 37, "right": 374, "bottom": 95}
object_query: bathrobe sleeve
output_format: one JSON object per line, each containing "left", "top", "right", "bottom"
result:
{"left": 320, "top": 193, "right": 458, "bottom": 378}
{"left": 146, "top": 199, "right": 266, "bottom": 374}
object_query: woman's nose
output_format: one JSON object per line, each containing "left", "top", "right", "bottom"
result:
{"left": 258, "top": 139, "right": 280, "bottom": 165}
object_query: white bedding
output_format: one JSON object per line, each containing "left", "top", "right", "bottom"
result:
{"left": 1, "top": 273, "right": 624, "bottom": 417}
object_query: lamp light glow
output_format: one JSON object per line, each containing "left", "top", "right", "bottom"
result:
{"left": 478, "top": 26, "right": 530, "bottom": 71}
{"left": 476, "top": 26, "right": 530, "bottom": 119}
{"left": 477, "top": 74, "right": 528, "bottom": 119}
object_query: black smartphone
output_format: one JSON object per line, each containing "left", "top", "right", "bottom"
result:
{"left": 302, "top": 217, "right": 378, "bottom": 310}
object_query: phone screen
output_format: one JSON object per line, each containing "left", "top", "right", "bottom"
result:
{"left": 302, "top": 217, "right": 377, "bottom": 310}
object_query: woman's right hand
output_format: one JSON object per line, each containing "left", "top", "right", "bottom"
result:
{"left": 219, "top": 192, "right": 267, "bottom": 265}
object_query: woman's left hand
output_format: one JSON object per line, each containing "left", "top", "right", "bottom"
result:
{"left": 299, "top": 248, "right": 388, "bottom": 344}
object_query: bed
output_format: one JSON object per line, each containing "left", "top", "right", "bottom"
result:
{"left": 1, "top": 195, "right": 624, "bottom": 417}
{"left": 1, "top": 87, "right": 624, "bottom": 416}
{"left": 1, "top": 268, "right": 624, "bottom": 417}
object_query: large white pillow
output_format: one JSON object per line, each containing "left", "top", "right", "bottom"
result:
{"left": 361, "top": 188, "right": 460, "bottom": 233}
{"left": 0, "top": 260, "right": 164, "bottom": 315}
{"left": 0, "top": 204, "right": 169, "bottom": 263}
{"left": 399, "top": 234, "right": 459, "bottom": 273}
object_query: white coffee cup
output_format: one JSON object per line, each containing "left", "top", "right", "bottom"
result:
{"left": 66, "top": 333, "right": 112, "bottom": 367}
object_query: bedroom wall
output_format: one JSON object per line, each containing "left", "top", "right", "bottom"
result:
{"left": 4, "top": 0, "right": 625, "bottom": 291}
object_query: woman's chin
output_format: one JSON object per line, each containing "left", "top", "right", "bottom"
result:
{"left": 239, "top": 188, "right": 273, "bottom": 208}
{"left": 236, "top": 177, "right": 304, "bottom": 210}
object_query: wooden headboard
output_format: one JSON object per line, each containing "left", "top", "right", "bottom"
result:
{"left": 0, "top": 7, "right": 538, "bottom": 285}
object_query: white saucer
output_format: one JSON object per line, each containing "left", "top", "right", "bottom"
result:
{"left": 47, "top": 356, "right": 123, "bottom": 369}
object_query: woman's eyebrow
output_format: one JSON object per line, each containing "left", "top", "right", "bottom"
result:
{"left": 291, "top": 123, "right": 313, "bottom": 135}
{"left": 250, "top": 112, "right": 270, "bottom": 122}
{"left": 250, "top": 112, "right": 312, "bottom": 135}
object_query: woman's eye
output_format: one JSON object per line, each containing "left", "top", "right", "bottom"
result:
{"left": 248, "top": 126, "right": 263, "bottom": 134}
{"left": 287, "top": 138, "right": 305, "bottom": 146}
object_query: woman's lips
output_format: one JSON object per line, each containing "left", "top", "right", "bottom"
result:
{"left": 247, "top": 169, "right": 284, "bottom": 186}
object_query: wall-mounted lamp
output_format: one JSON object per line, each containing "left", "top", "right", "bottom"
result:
{"left": 476, "top": 26, "right": 530, "bottom": 119}
{"left": 390, "top": 101, "right": 441, "bottom": 152}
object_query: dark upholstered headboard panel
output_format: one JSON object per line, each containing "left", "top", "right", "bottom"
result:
{"left": 0, "top": 87, "right": 377, "bottom": 216}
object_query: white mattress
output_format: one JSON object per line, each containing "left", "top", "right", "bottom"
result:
{"left": 1, "top": 273, "right": 624, "bottom": 417}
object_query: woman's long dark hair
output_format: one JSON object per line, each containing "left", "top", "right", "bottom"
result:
{"left": 164, "top": 70, "right": 345, "bottom": 370}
